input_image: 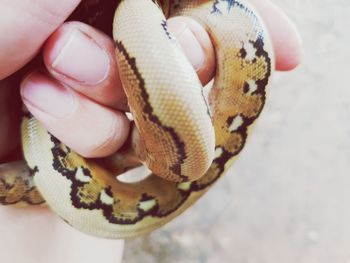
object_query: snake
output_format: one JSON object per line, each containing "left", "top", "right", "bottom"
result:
{"left": 0, "top": 0, "right": 273, "bottom": 239}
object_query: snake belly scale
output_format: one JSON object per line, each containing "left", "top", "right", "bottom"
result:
{"left": 0, "top": 0, "right": 274, "bottom": 238}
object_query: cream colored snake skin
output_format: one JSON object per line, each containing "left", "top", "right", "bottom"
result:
{"left": 0, "top": 0, "right": 274, "bottom": 238}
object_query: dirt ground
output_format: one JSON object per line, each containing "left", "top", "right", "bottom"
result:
{"left": 124, "top": 0, "right": 350, "bottom": 262}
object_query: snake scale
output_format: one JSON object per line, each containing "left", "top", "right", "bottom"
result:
{"left": 0, "top": 0, "right": 273, "bottom": 238}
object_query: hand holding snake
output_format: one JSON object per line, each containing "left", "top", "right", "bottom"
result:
{"left": 0, "top": 0, "right": 300, "bottom": 252}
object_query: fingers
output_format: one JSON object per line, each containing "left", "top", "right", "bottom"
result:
{"left": 21, "top": 19, "right": 215, "bottom": 159}
{"left": 20, "top": 2, "right": 302, "bottom": 159}
{"left": 0, "top": 0, "right": 81, "bottom": 80}
{"left": 42, "top": 20, "right": 212, "bottom": 109}
{"left": 248, "top": 0, "right": 302, "bottom": 71}
{"left": 21, "top": 72, "right": 130, "bottom": 158}
{"left": 0, "top": 0, "right": 299, "bottom": 81}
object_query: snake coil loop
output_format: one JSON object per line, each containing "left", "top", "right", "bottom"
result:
{"left": 0, "top": 0, "right": 273, "bottom": 238}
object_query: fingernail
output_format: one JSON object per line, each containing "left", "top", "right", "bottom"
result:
{"left": 50, "top": 28, "right": 110, "bottom": 84}
{"left": 21, "top": 72, "right": 75, "bottom": 118}
{"left": 177, "top": 28, "right": 205, "bottom": 71}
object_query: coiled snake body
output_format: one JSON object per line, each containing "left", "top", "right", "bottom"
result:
{"left": 0, "top": 0, "right": 273, "bottom": 238}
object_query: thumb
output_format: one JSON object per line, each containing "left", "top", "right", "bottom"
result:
{"left": 0, "top": 0, "right": 81, "bottom": 79}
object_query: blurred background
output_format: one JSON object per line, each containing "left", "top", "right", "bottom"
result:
{"left": 123, "top": 0, "right": 350, "bottom": 262}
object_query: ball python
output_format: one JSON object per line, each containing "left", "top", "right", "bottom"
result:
{"left": 0, "top": 0, "right": 274, "bottom": 239}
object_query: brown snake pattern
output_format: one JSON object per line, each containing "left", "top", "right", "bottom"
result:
{"left": 0, "top": 0, "right": 273, "bottom": 238}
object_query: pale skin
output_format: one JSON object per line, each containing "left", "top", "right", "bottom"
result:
{"left": 0, "top": 0, "right": 302, "bottom": 262}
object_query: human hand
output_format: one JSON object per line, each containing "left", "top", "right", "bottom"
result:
{"left": 0, "top": 1, "right": 124, "bottom": 263}
{"left": 0, "top": 0, "right": 302, "bottom": 262}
